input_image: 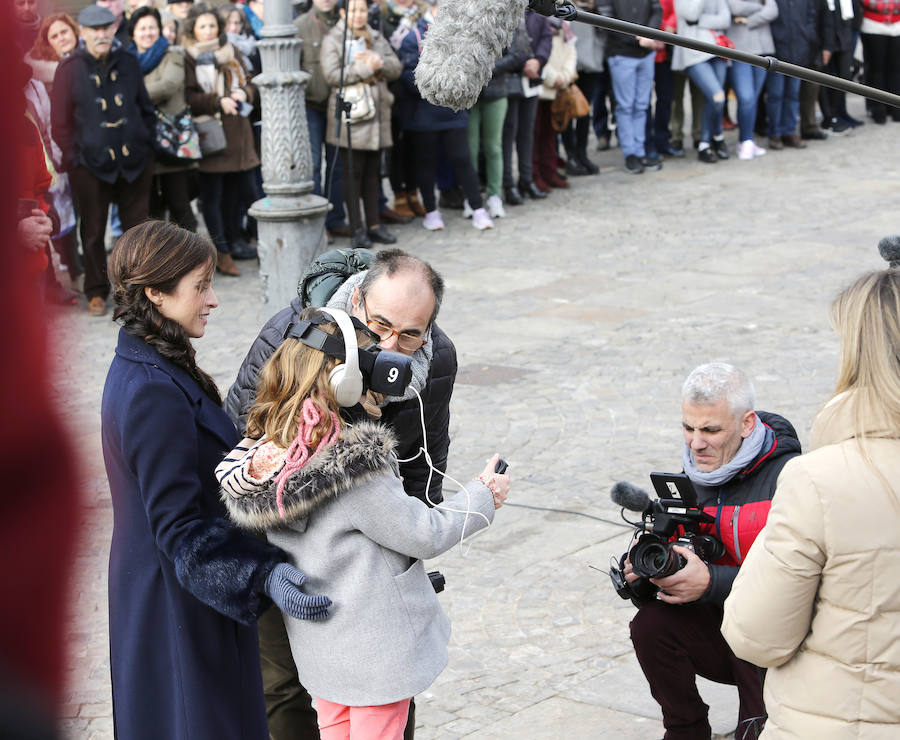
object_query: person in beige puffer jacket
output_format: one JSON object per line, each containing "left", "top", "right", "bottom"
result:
{"left": 722, "top": 267, "right": 900, "bottom": 739}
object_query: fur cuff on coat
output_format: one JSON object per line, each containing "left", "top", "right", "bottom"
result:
{"left": 174, "top": 517, "right": 287, "bottom": 625}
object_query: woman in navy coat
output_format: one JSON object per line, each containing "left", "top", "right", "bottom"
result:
{"left": 101, "top": 221, "right": 330, "bottom": 739}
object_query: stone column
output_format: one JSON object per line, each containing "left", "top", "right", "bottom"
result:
{"left": 248, "top": 0, "right": 329, "bottom": 312}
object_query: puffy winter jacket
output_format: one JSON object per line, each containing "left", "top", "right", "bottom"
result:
{"left": 691, "top": 411, "right": 801, "bottom": 604}
{"left": 723, "top": 392, "right": 900, "bottom": 738}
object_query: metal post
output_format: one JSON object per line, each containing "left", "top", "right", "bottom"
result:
{"left": 249, "top": 0, "right": 330, "bottom": 312}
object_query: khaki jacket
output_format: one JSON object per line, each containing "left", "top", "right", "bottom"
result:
{"left": 722, "top": 391, "right": 900, "bottom": 739}
{"left": 143, "top": 48, "right": 193, "bottom": 174}
{"left": 321, "top": 23, "right": 401, "bottom": 151}
{"left": 294, "top": 7, "right": 340, "bottom": 109}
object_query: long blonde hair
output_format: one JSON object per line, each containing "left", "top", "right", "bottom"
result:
{"left": 831, "top": 268, "right": 900, "bottom": 437}
{"left": 246, "top": 336, "right": 342, "bottom": 449}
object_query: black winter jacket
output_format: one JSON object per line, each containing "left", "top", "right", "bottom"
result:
{"left": 770, "top": 0, "right": 821, "bottom": 65}
{"left": 51, "top": 42, "right": 156, "bottom": 183}
{"left": 599, "top": 0, "right": 663, "bottom": 58}
{"left": 480, "top": 40, "right": 530, "bottom": 101}
{"left": 224, "top": 295, "right": 457, "bottom": 505}
{"left": 693, "top": 411, "right": 801, "bottom": 604}
{"left": 820, "top": 0, "right": 861, "bottom": 53}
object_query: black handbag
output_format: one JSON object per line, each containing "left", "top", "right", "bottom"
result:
{"left": 154, "top": 107, "right": 201, "bottom": 161}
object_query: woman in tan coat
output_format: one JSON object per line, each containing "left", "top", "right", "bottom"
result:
{"left": 722, "top": 266, "right": 900, "bottom": 739}
{"left": 184, "top": 6, "right": 259, "bottom": 276}
{"left": 321, "top": 0, "right": 401, "bottom": 249}
{"left": 130, "top": 6, "right": 197, "bottom": 232}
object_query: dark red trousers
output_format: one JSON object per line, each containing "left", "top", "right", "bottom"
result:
{"left": 630, "top": 601, "right": 766, "bottom": 740}
{"left": 532, "top": 100, "right": 559, "bottom": 188}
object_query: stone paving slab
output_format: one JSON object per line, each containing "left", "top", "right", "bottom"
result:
{"left": 54, "top": 98, "right": 899, "bottom": 739}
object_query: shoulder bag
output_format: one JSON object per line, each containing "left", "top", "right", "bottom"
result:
{"left": 155, "top": 107, "right": 202, "bottom": 161}
{"left": 341, "top": 82, "right": 377, "bottom": 125}
{"left": 195, "top": 115, "right": 227, "bottom": 157}
{"left": 550, "top": 83, "right": 590, "bottom": 132}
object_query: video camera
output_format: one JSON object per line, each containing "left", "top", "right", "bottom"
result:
{"left": 608, "top": 473, "right": 724, "bottom": 604}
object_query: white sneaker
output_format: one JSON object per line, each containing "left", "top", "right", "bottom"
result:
{"left": 751, "top": 142, "right": 767, "bottom": 157}
{"left": 462, "top": 199, "right": 474, "bottom": 218}
{"left": 486, "top": 194, "right": 505, "bottom": 219}
{"left": 471, "top": 208, "right": 493, "bottom": 230}
{"left": 737, "top": 140, "right": 755, "bottom": 160}
{"left": 423, "top": 210, "right": 444, "bottom": 231}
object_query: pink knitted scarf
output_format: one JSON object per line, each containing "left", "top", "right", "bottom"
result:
{"left": 273, "top": 398, "right": 341, "bottom": 519}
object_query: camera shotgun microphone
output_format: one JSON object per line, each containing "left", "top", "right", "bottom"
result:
{"left": 878, "top": 235, "right": 900, "bottom": 269}
{"left": 415, "top": 0, "right": 527, "bottom": 111}
{"left": 610, "top": 481, "right": 657, "bottom": 514}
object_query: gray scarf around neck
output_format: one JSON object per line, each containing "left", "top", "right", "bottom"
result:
{"left": 682, "top": 414, "right": 772, "bottom": 486}
{"left": 327, "top": 272, "right": 433, "bottom": 405}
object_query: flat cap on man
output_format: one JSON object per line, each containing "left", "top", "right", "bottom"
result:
{"left": 77, "top": 5, "right": 116, "bottom": 27}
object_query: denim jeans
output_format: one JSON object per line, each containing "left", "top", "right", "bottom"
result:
{"left": 306, "top": 105, "right": 347, "bottom": 228}
{"left": 607, "top": 53, "right": 656, "bottom": 158}
{"left": 686, "top": 57, "right": 727, "bottom": 143}
{"left": 731, "top": 61, "right": 767, "bottom": 142}
{"left": 765, "top": 72, "right": 801, "bottom": 138}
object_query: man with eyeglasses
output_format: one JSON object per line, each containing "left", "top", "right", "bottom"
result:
{"left": 225, "top": 247, "right": 456, "bottom": 740}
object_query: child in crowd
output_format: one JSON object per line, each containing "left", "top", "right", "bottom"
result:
{"left": 218, "top": 306, "right": 509, "bottom": 740}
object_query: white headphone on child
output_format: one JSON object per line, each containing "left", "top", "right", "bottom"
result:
{"left": 317, "top": 307, "right": 364, "bottom": 407}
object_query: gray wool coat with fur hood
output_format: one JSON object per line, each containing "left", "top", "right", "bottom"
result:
{"left": 221, "top": 420, "right": 495, "bottom": 706}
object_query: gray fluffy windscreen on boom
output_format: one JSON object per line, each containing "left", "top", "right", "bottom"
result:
{"left": 415, "top": 0, "right": 529, "bottom": 111}
{"left": 878, "top": 235, "right": 900, "bottom": 268}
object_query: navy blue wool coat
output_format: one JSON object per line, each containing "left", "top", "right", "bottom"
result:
{"left": 102, "top": 328, "right": 284, "bottom": 740}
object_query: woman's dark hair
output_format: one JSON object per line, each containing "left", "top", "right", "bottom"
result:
{"left": 183, "top": 3, "right": 226, "bottom": 45}
{"left": 129, "top": 6, "right": 163, "bottom": 39}
{"left": 109, "top": 221, "right": 222, "bottom": 405}
{"left": 217, "top": 3, "right": 249, "bottom": 34}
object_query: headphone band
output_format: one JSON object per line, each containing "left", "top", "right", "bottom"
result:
{"left": 283, "top": 318, "right": 349, "bottom": 360}
{"left": 282, "top": 307, "right": 413, "bottom": 406}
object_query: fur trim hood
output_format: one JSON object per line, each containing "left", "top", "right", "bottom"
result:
{"left": 222, "top": 420, "right": 397, "bottom": 530}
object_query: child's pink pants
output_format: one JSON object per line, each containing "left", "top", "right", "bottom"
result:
{"left": 315, "top": 697, "right": 410, "bottom": 740}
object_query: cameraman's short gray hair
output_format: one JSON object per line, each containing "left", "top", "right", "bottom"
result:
{"left": 682, "top": 363, "right": 756, "bottom": 415}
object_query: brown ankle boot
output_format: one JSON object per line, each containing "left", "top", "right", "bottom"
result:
{"left": 406, "top": 190, "right": 426, "bottom": 217}
{"left": 216, "top": 252, "right": 241, "bottom": 277}
{"left": 391, "top": 193, "right": 416, "bottom": 220}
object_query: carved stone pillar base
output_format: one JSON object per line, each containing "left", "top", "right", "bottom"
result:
{"left": 249, "top": 193, "right": 329, "bottom": 312}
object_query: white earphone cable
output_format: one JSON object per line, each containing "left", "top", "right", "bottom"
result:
{"left": 394, "top": 387, "right": 492, "bottom": 555}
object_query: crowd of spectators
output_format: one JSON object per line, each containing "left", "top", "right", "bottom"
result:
{"left": 15, "top": 0, "right": 900, "bottom": 313}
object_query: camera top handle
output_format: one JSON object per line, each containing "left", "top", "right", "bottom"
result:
{"left": 644, "top": 507, "right": 715, "bottom": 539}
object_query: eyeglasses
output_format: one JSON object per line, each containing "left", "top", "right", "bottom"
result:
{"left": 361, "top": 300, "right": 428, "bottom": 353}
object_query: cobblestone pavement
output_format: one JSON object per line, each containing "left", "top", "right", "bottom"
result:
{"left": 55, "top": 100, "right": 899, "bottom": 739}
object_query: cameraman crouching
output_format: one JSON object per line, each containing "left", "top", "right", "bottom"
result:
{"left": 624, "top": 363, "right": 800, "bottom": 740}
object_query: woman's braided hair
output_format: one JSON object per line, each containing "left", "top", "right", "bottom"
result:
{"left": 109, "top": 221, "right": 222, "bottom": 405}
